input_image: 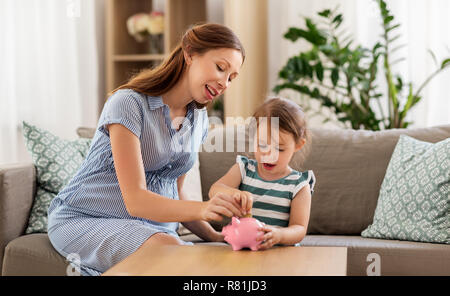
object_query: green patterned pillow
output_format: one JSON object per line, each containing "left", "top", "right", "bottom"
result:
{"left": 361, "top": 135, "right": 450, "bottom": 244}
{"left": 22, "top": 121, "right": 91, "bottom": 233}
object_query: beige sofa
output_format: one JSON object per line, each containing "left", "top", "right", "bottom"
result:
{"left": 1, "top": 125, "right": 449, "bottom": 276}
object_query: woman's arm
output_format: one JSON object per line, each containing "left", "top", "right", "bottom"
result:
{"left": 177, "top": 174, "right": 224, "bottom": 242}
{"left": 108, "top": 123, "right": 242, "bottom": 222}
{"left": 257, "top": 185, "right": 311, "bottom": 249}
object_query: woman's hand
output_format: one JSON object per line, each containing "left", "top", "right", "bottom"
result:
{"left": 201, "top": 192, "right": 244, "bottom": 222}
{"left": 256, "top": 224, "right": 282, "bottom": 250}
{"left": 231, "top": 190, "right": 253, "bottom": 216}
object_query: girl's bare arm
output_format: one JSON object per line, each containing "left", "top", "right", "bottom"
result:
{"left": 280, "top": 184, "right": 311, "bottom": 245}
{"left": 209, "top": 163, "right": 252, "bottom": 214}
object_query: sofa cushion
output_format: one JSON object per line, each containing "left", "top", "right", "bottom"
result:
{"left": 22, "top": 122, "right": 91, "bottom": 234}
{"left": 2, "top": 233, "right": 67, "bottom": 276}
{"left": 299, "top": 235, "right": 450, "bottom": 276}
{"left": 299, "top": 125, "right": 450, "bottom": 235}
{"left": 4, "top": 232, "right": 448, "bottom": 276}
{"left": 361, "top": 135, "right": 450, "bottom": 244}
{"left": 0, "top": 163, "right": 36, "bottom": 274}
{"left": 0, "top": 232, "right": 211, "bottom": 276}
{"left": 199, "top": 125, "right": 450, "bottom": 234}
{"left": 177, "top": 156, "right": 204, "bottom": 236}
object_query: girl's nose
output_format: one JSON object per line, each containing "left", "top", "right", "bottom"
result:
{"left": 262, "top": 151, "right": 279, "bottom": 163}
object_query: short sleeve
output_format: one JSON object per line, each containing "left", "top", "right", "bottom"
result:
{"left": 236, "top": 155, "right": 250, "bottom": 181}
{"left": 292, "top": 170, "right": 316, "bottom": 198}
{"left": 98, "top": 90, "right": 144, "bottom": 138}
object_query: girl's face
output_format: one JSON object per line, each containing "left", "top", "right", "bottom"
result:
{"left": 254, "top": 124, "right": 305, "bottom": 179}
{"left": 185, "top": 48, "right": 243, "bottom": 105}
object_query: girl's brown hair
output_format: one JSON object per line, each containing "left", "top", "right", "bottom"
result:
{"left": 252, "top": 97, "right": 309, "bottom": 144}
{"left": 251, "top": 97, "right": 311, "bottom": 165}
{"left": 110, "top": 23, "right": 245, "bottom": 108}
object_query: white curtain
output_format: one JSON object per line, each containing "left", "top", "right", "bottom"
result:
{"left": 0, "top": 0, "right": 103, "bottom": 164}
{"left": 268, "top": 0, "right": 450, "bottom": 128}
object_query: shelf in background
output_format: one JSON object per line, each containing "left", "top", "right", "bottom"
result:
{"left": 106, "top": 0, "right": 207, "bottom": 94}
{"left": 113, "top": 54, "right": 166, "bottom": 62}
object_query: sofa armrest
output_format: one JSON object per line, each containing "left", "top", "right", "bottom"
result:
{"left": 0, "top": 162, "right": 36, "bottom": 273}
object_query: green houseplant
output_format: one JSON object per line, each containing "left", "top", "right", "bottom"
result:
{"left": 274, "top": 0, "right": 450, "bottom": 130}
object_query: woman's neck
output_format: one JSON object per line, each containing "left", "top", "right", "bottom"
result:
{"left": 161, "top": 73, "right": 192, "bottom": 111}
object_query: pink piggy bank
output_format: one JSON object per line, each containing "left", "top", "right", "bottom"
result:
{"left": 222, "top": 217, "right": 264, "bottom": 251}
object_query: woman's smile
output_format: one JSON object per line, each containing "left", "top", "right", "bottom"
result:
{"left": 204, "top": 84, "right": 218, "bottom": 101}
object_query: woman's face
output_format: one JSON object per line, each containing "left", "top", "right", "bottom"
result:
{"left": 185, "top": 48, "right": 243, "bottom": 105}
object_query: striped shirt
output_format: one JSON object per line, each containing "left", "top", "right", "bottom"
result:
{"left": 47, "top": 89, "right": 208, "bottom": 275}
{"left": 237, "top": 155, "right": 315, "bottom": 227}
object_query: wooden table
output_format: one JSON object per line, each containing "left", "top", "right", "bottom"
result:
{"left": 103, "top": 244, "right": 347, "bottom": 276}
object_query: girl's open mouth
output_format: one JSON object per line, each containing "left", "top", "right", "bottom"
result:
{"left": 263, "top": 163, "right": 276, "bottom": 170}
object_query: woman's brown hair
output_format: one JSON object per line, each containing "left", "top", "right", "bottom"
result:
{"left": 110, "top": 23, "right": 245, "bottom": 108}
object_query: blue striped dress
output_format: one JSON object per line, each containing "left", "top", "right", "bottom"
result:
{"left": 47, "top": 89, "right": 209, "bottom": 276}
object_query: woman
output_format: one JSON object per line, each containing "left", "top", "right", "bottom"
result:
{"left": 47, "top": 23, "right": 246, "bottom": 276}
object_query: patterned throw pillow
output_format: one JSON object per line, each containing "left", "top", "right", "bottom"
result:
{"left": 22, "top": 121, "right": 91, "bottom": 233}
{"left": 361, "top": 135, "right": 450, "bottom": 244}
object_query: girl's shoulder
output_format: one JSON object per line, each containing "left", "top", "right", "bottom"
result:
{"left": 236, "top": 155, "right": 258, "bottom": 168}
{"left": 289, "top": 169, "right": 314, "bottom": 181}
{"left": 235, "top": 155, "right": 259, "bottom": 180}
{"left": 289, "top": 169, "right": 316, "bottom": 196}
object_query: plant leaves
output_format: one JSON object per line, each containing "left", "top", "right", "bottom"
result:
{"left": 390, "top": 44, "right": 406, "bottom": 53}
{"left": 441, "top": 58, "right": 450, "bottom": 69}
{"left": 284, "top": 28, "right": 307, "bottom": 42}
{"left": 331, "top": 68, "right": 339, "bottom": 86}
{"left": 318, "top": 9, "right": 331, "bottom": 18}
{"left": 284, "top": 26, "right": 327, "bottom": 45}
{"left": 391, "top": 57, "right": 406, "bottom": 65}
{"left": 274, "top": 0, "right": 444, "bottom": 131}
{"left": 332, "top": 14, "right": 343, "bottom": 28}
{"left": 383, "top": 15, "right": 394, "bottom": 25}
{"left": 427, "top": 49, "right": 438, "bottom": 68}
{"left": 386, "top": 23, "right": 401, "bottom": 32}
{"left": 315, "top": 62, "right": 324, "bottom": 81}
{"left": 395, "top": 76, "right": 403, "bottom": 92}
{"left": 388, "top": 34, "right": 402, "bottom": 44}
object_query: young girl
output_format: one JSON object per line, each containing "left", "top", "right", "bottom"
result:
{"left": 47, "top": 23, "right": 246, "bottom": 276}
{"left": 209, "top": 98, "right": 316, "bottom": 250}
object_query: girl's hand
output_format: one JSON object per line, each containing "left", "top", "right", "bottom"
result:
{"left": 232, "top": 190, "right": 253, "bottom": 216}
{"left": 256, "top": 224, "right": 282, "bottom": 250}
{"left": 201, "top": 192, "right": 244, "bottom": 222}
{"left": 211, "top": 231, "right": 225, "bottom": 243}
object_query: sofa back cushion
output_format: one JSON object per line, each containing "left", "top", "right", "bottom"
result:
{"left": 199, "top": 125, "right": 450, "bottom": 235}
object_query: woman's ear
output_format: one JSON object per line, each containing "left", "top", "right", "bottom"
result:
{"left": 183, "top": 48, "right": 192, "bottom": 65}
